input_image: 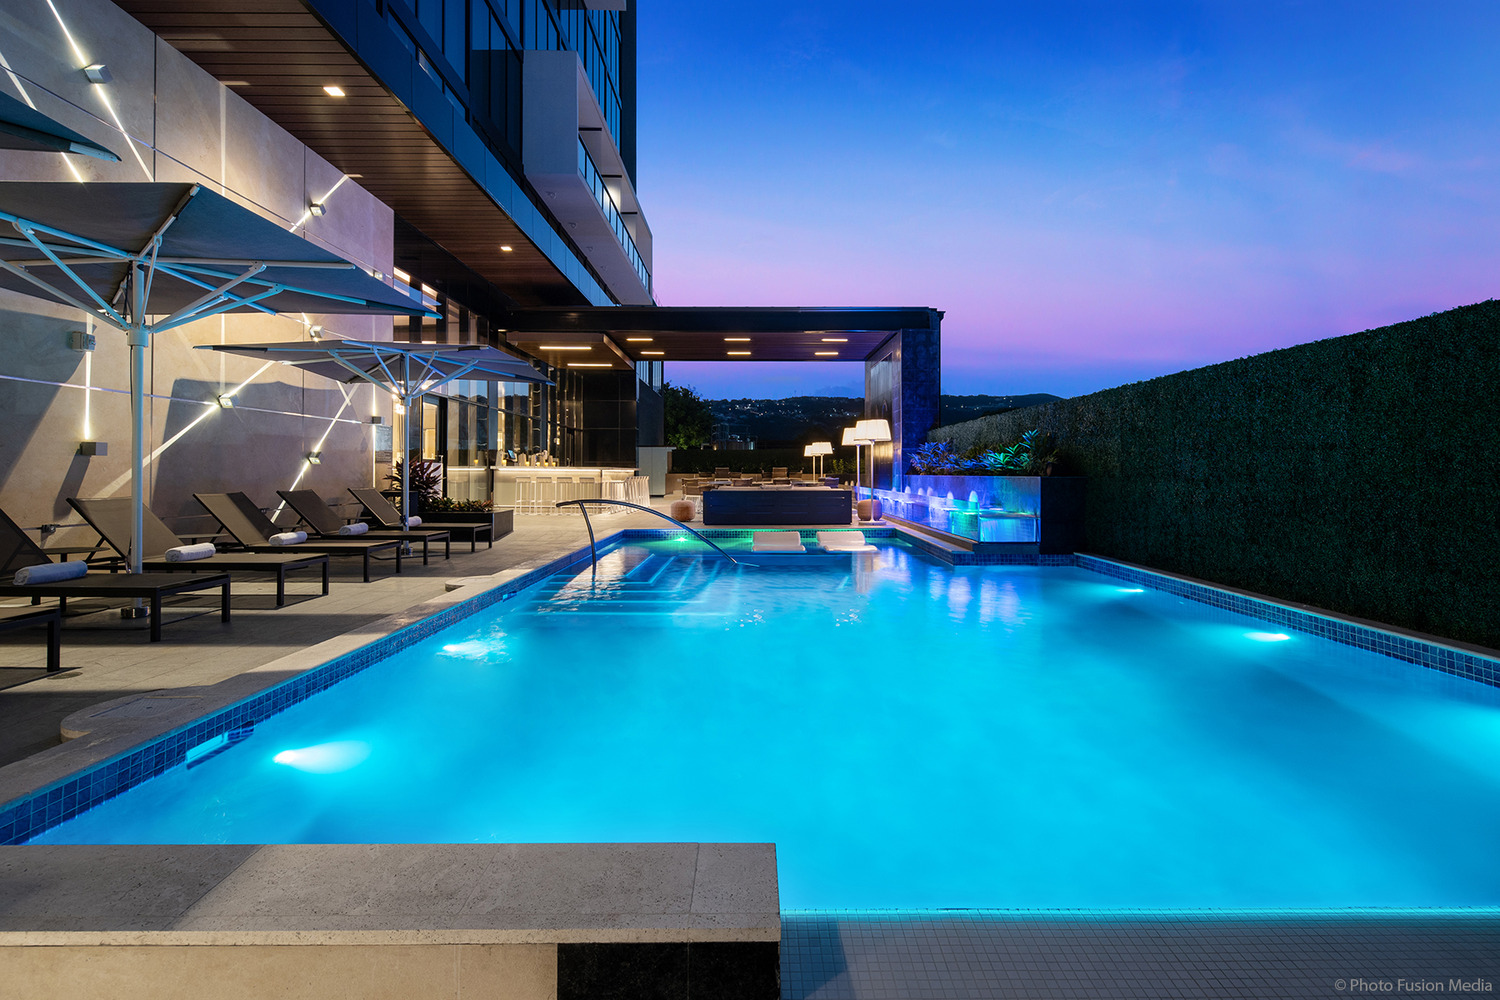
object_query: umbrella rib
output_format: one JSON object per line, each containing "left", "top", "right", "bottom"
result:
{"left": 153, "top": 262, "right": 267, "bottom": 330}
{"left": 0, "top": 256, "right": 127, "bottom": 330}
{"left": 152, "top": 283, "right": 283, "bottom": 333}
{"left": 10, "top": 219, "right": 123, "bottom": 321}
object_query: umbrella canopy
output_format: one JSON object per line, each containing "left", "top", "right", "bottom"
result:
{"left": 0, "top": 181, "right": 436, "bottom": 574}
{"left": 200, "top": 338, "right": 551, "bottom": 523}
{"left": 0, "top": 91, "right": 119, "bottom": 161}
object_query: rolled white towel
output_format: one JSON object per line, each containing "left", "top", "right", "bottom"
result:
{"left": 268, "top": 530, "right": 307, "bottom": 546}
{"left": 164, "top": 542, "right": 217, "bottom": 562}
{"left": 13, "top": 560, "right": 89, "bottom": 586}
{"left": 338, "top": 522, "right": 369, "bottom": 535}
{"left": 406, "top": 515, "right": 422, "bottom": 527}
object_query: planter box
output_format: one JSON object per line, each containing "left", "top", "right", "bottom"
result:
{"left": 419, "top": 508, "right": 514, "bottom": 540}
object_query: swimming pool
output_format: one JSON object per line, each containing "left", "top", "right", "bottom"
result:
{"left": 25, "top": 538, "right": 1500, "bottom": 909}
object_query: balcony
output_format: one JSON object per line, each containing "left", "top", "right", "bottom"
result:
{"left": 523, "top": 51, "right": 653, "bottom": 305}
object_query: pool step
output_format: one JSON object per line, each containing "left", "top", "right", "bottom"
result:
{"left": 524, "top": 557, "right": 732, "bottom": 616}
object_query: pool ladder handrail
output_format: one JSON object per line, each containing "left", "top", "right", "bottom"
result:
{"left": 553, "top": 499, "right": 739, "bottom": 569}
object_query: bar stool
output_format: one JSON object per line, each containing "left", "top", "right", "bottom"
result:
{"left": 513, "top": 476, "right": 539, "bottom": 515}
{"left": 549, "top": 475, "right": 574, "bottom": 514}
{"left": 628, "top": 475, "right": 649, "bottom": 504}
{"left": 574, "top": 475, "right": 598, "bottom": 512}
{"left": 602, "top": 479, "right": 627, "bottom": 514}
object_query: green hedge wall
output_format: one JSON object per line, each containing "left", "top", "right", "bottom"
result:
{"left": 930, "top": 300, "right": 1500, "bottom": 649}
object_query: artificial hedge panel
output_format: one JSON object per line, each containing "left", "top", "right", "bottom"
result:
{"left": 930, "top": 299, "right": 1500, "bottom": 650}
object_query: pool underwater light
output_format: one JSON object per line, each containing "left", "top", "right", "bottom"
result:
{"left": 1116, "top": 587, "right": 1145, "bottom": 593}
{"left": 1246, "top": 632, "right": 1291, "bottom": 642}
{"left": 272, "top": 741, "right": 371, "bottom": 773}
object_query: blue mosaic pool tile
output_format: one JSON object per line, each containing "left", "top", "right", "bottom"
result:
{"left": 6, "top": 533, "right": 1494, "bottom": 845}
{"left": 1076, "top": 554, "right": 1500, "bottom": 689}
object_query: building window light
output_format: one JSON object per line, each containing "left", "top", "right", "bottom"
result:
{"left": 323, "top": 85, "right": 346, "bottom": 97}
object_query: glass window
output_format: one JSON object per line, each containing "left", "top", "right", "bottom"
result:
{"left": 444, "top": 0, "right": 467, "bottom": 73}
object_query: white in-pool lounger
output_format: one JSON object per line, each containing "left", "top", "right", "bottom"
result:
{"left": 816, "top": 530, "right": 878, "bottom": 553}
{"left": 751, "top": 530, "right": 806, "bottom": 553}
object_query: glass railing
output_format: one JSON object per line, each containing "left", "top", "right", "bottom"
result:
{"left": 577, "top": 138, "right": 651, "bottom": 294}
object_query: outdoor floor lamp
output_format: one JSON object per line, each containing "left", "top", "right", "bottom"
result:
{"left": 841, "top": 426, "right": 869, "bottom": 493}
{"left": 805, "top": 441, "right": 833, "bottom": 478}
{"left": 853, "top": 419, "right": 892, "bottom": 494}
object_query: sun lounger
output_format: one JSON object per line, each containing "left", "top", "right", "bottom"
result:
{"left": 67, "top": 497, "right": 326, "bottom": 608}
{"left": 0, "top": 507, "right": 230, "bottom": 641}
{"left": 0, "top": 605, "right": 61, "bottom": 673}
{"left": 276, "top": 490, "right": 450, "bottom": 564}
{"left": 751, "top": 530, "right": 807, "bottom": 553}
{"left": 816, "top": 530, "right": 879, "bottom": 553}
{"left": 194, "top": 492, "right": 403, "bottom": 582}
{"left": 347, "top": 488, "right": 494, "bottom": 551}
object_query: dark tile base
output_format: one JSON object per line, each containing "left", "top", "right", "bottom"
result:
{"left": 559, "top": 942, "right": 779, "bottom": 1000}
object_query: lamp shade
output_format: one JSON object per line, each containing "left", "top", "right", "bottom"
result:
{"left": 808, "top": 441, "right": 834, "bottom": 456}
{"left": 854, "top": 418, "right": 892, "bottom": 443}
{"left": 803, "top": 444, "right": 816, "bottom": 458}
{"left": 841, "top": 426, "right": 865, "bottom": 447}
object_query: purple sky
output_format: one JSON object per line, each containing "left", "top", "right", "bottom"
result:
{"left": 635, "top": 2, "right": 1500, "bottom": 399}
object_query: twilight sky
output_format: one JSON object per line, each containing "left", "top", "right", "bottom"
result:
{"left": 634, "top": 1, "right": 1500, "bottom": 400}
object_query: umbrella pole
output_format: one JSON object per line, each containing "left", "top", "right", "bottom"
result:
{"left": 128, "top": 266, "right": 147, "bottom": 578}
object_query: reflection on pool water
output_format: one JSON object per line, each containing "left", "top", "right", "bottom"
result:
{"left": 31, "top": 540, "right": 1500, "bottom": 910}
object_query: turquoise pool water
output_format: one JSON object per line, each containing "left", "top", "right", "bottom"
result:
{"left": 32, "top": 540, "right": 1500, "bottom": 909}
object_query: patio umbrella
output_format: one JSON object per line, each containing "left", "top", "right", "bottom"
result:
{"left": 0, "top": 90, "right": 119, "bottom": 161}
{"left": 198, "top": 338, "right": 551, "bottom": 526}
{"left": 0, "top": 181, "right": 436, "bottom": 574}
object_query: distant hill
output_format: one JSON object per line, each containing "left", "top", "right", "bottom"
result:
{"left": 707, "top": 393, "right": 1061, "bottom": 447}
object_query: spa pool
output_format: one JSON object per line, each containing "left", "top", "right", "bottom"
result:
{"left": 27, "top": 539, "right": 1500, "bottom": 909}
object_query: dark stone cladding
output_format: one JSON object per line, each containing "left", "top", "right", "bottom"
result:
{"left": 558, "top": 942, "right": 779, "bottom": 1000}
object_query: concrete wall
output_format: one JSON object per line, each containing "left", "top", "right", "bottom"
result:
{"left": 0, "top": 0, "right": 397, "bottom": 542}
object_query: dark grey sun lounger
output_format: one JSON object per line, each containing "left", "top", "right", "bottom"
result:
{"left": 0, "top": 506, "right": 229, "bottom": 642}
{"left": 0, "top": 605, "right": 62, "bottom": 673}
{"left": 276, "top": 489, "right": 450, "bottom": 564}
{"left": 194, "top": 492, "right": 402, "bottom": 582}
{"left": 68, "top": 497, "right": 327, "bottom": 608}
{"left": 348, "top": 488, "right": 493, "bottom": 551}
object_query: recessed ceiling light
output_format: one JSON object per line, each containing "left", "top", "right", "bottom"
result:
{"left": 821, "top": 337, "right": 848, "bottom": 343}
{"left": 724, "top": 337, "right": 750, "bottom": 342}
{"left": 640, "top": 350, "right": 664, "bottom": 355}
{"left": 815, "top": 351, "right": 838, "bottom": 356}
{"left": 539, "top": 345, "right": 591, "bottom": 351}
{"left": 499, "top": 245, "right": 513, "bottom": 252}
{"left": 568, "top": 362, "right": 612, "bottom": 367}
{"left": 223, "top": 80, "right": 250, "bottom": 88}
{"left": 727, "top": 351, "right": 751, "bottom": 356}
{"left": 625, "top": 337, "right": 653, "bottom": 342}
{"left": 323, "top": 85, "right": 346, "bottom": 97}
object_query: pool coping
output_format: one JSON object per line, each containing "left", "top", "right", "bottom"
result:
{"left": 1, "top": 530, "right": 1496, "bottom": 845}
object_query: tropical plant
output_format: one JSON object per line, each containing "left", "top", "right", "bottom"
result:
{"left": 422, "top": 496, "right": 493, "bottom": 512}
{"left": 663, "top": 382, "right": 714, "bottom": 448}
{"left": 386, "top": 455, "right": 443, "bottom": 502}
{"left": 909, "top": 441, "right": 961, "bottom": 474}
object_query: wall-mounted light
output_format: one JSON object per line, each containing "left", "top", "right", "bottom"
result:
{"left": 68, "top": 330, "right": 96, "bottom": 352}
{"left": 323, "top": 85, "right": 346, "bottom": 97}
{"left": 308, "top": 325, "right": 323, "bottom": 340}
{"left": 308, "top": 202, "right": 326, "bottom": 217}
{"left": 78, "top": 441, "right": 107, "bottom": 456}
{"left": 83, "top": 64, "right": 112, "bottom": 85}
{"left": 216, "top": 395, "right": 235, "bottom": 408}
{"left": 305, "top": 451, "right": 322, "bottom": 465}
{"left": 369, "top": 416, "right": 383, "bottom": 425}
